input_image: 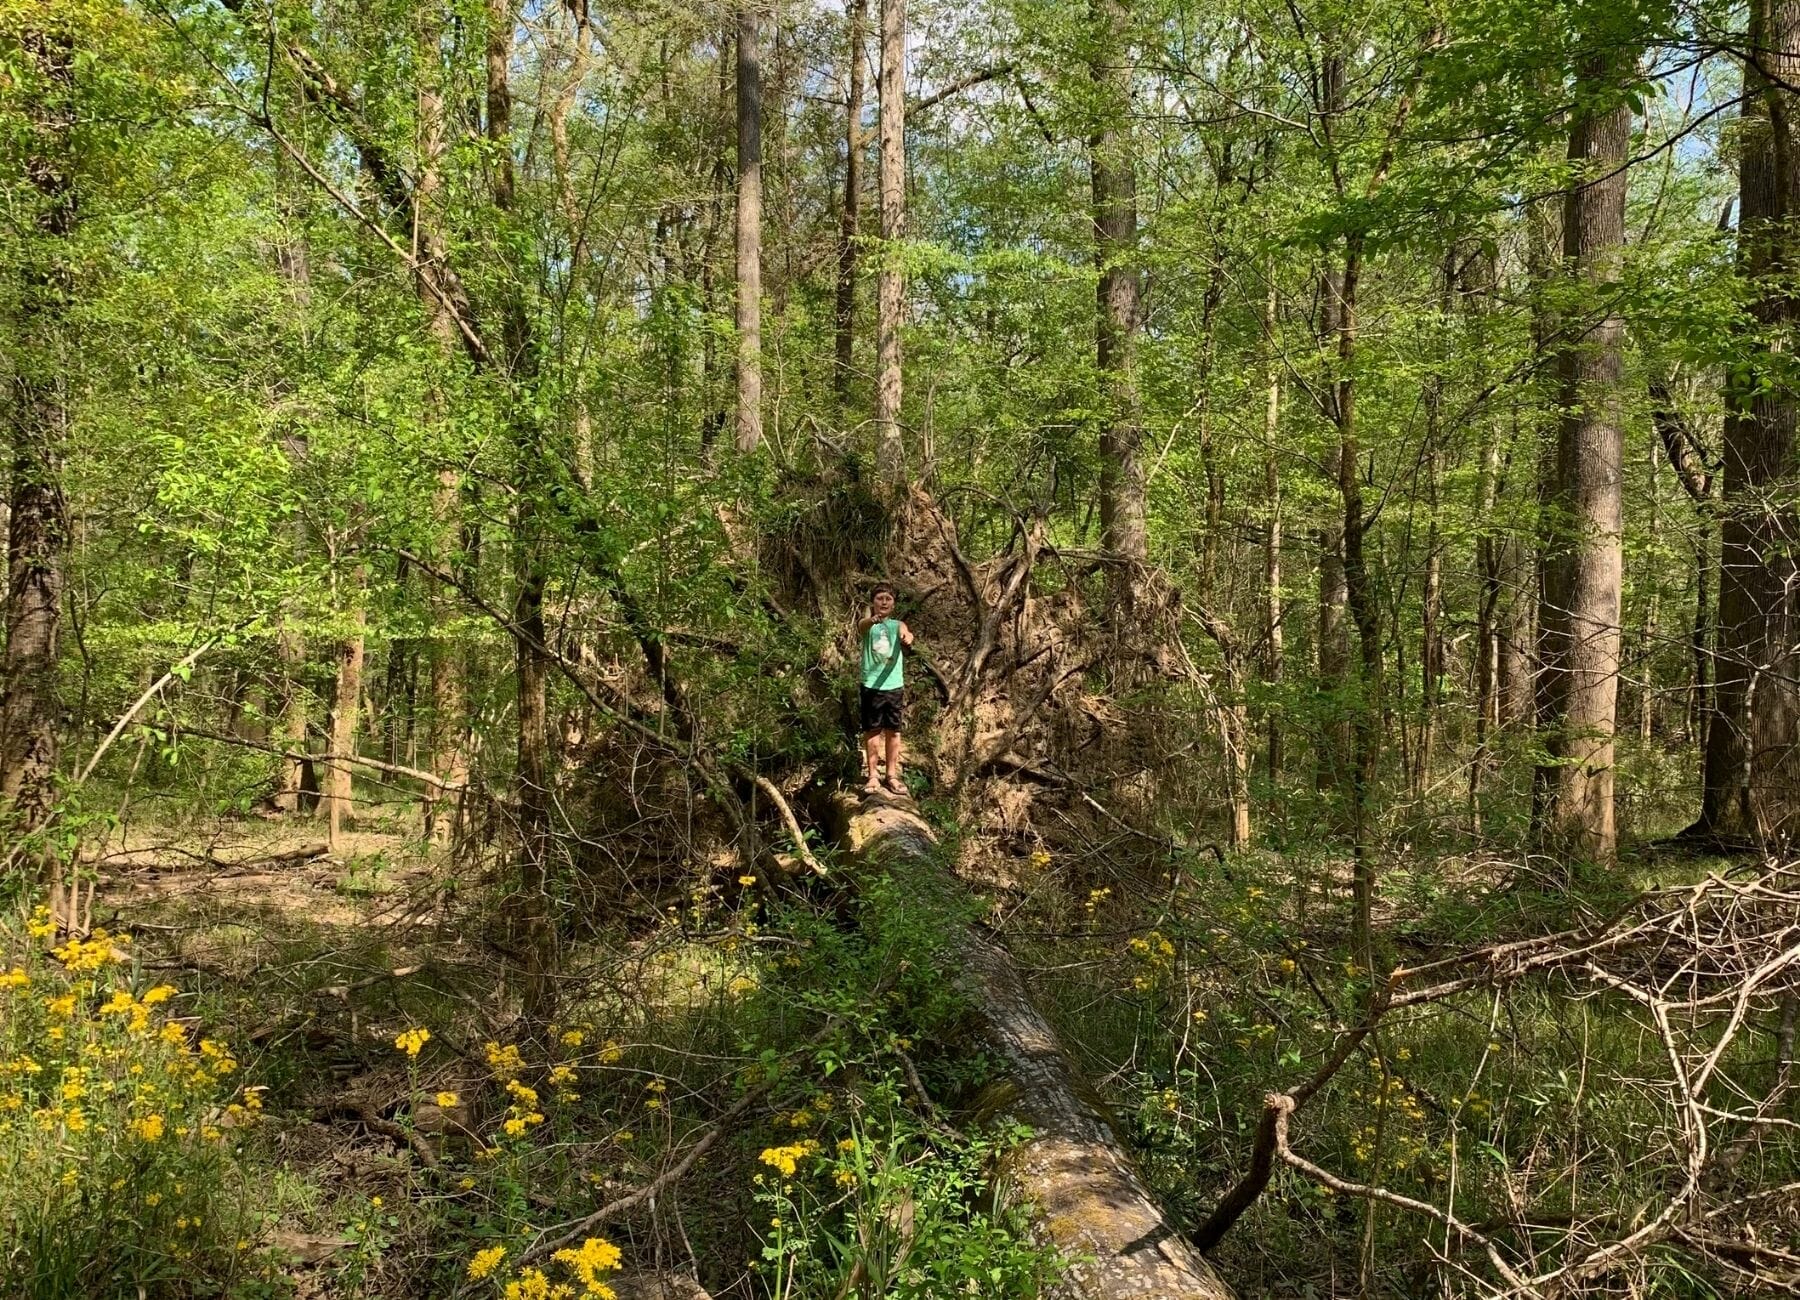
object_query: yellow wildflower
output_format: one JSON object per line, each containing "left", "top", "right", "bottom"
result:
{"left": 598, "top": 1040, "right": 624, "bottom": 1064}
{"left": 0, "top": 967, "right": 27, "bottom": 990}
{"left": 507, "top": 1268, "right": 552, "bottom": 1300}
{"left": 46, "top": 994, "right": 74, "bottom": 1017}
{"left": 559, "top": 1029, "right": 585, "bottom": 1048}
{"left": 436, "top": 1091, "right": 460, "bottom": 1108}
{"left": 141, "top": 985, "right": 178, "bottom": 1006}
{"left": 486, "top": 1041, "right": 525, "bottom": 1079}
{"left": 503, "top": 1117, "right": 527, "bottom": 1137}
{"left": 506, "top": 1079, "right": 540, "bottom": 1106}
{"left": 468, "top": 1244, "right": 507, "bottom": 1280}
{"left": 549, "top": 1064, "right": 577, "bottom": 1086}
{"left": 759, "top": 1144, "right": 809, "bottom": 1177}
{"left": 738, "top": 875, "right": 757, "bottom": 886}
{"left": 552, "top": 1236, "right": 623, "bottom": 1293}
{"left": 394, "top": 1027, "right": 431, "bottom": 1057}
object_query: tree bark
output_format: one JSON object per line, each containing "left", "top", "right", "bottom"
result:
{"left": 874, "top": 0, "right": 906, "bottom": 481}
{"left": 829, "top": 797, "right": 1237, "bottom": 1300}
{"left": 1261, "top": 280, "right": 1284, "bottom": 784}
{"left": 834, "top": 0, "right": 868, "bottom": 407}
{"left": 0, "top": 22, "right": 76, "bottom": 849}
{"left": 1695, "top": 0, "right": 1800, "bottom": 845}
{"left": 488, "top": 0, "right": 555, "bottom": 1013}
{"left": 414, "top": 6, "right": 468, "bottom": 841}
{"left": 1534, "top": 52, "right": 1632, "bottom": 864}
{"left": 734, "top": 1, "right": 764, "bottom": 454}
{"left": 325, "top": 578, "right": 367, "bottom": 851}
{"left": 1090, "top": 0, "right": 1146, "bottom": 610}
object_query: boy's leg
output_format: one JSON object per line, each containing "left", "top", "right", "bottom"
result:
{"left": 862, "top": 731, "right": 883, "bottom": 789}
{"left": 884, "top": 729, "right": 903, "bottom": 790}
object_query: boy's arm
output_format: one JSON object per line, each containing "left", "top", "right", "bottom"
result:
{"left": 899, "top": 620, "right": 914, "bottom": 647}
{"left": 855, "top": 614, "right": 875, "bottom": 637}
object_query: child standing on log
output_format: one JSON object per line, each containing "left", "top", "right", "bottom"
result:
{"left": 857, "top": 583, "right": 913, "bottom": 796}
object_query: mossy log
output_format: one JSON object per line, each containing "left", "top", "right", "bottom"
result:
{"left": 829, "top": 795, "right": 1235, "bottom": 1300}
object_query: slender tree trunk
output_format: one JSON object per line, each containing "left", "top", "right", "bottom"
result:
{"left": 417, "top": 6, "right": 469, "bottom": 837}
{"left": 1696, "top": 0, "right": 1800, "bottom": 844}
{"left": 1334, "top": 232, "right": 1381, "bottom": 954}
{"left": 1692, "top": 534, "right": 1713, "bottom": 746}
{"left": 325, "top": 577, "right": 367, "bottom": 852}
{"left": 1090, "top": 0, "right": 1145, "bottom": 610}
{"left": 0, "top": 23, "right": 76, "bottom": 854}
{"left": 1262, "top": 281, "right": 1284, "bottom": 785}
{"left": 1470, "top": 245, "right": 1505, "bottom": 831}
{"left": 1315, "top": 521, "right": 1350, "bottom": 796}
{"left": 489, "top": 0, "right": 555, "bottom": 1014}
{"left": 1416, "top": 298, "right": 1445, "bottom": 799}
{"left": 735, "top": 1, "right": 764, "bottom": 454}
{"left": 834, "top": 0, "right": 867, "bottom": 407}
{"left": 874, "top": 0, "right": 906, "bottom": 481}
{"left": 1640, "top": 438, "right": 1664, "bottom": 741}
{"left": 1534, "top": 51, "right": 1632, "bottom": 864}
{"left": 271, "top": 186, "right": 312, "bottom": 812}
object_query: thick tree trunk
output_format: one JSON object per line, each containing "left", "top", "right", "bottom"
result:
{"left": 830, "top": 797, "right": 1237, "bottom": 1300}
{"left": 834, "top": 0, "right": 867, "bottom": 407}
{"left": 1090, "top": 0, "right": 1146, "bottom": 610}
{"left": 874, "top": 0, "right": 906, "bottom": 481}
{"left": 734, "top": 2, "right": 764, "bottom": 454}
{"left": 0, "top": 24, "right": 76, "bottom": 849}
{"left": 1534, "top": 54, "right": 1632, "bottom": 864}
{"left": 1696, "top": 0, "right": 1800, "bottom": 845}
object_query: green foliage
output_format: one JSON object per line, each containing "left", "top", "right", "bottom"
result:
{"left": 0, "top": 902, "right": 282, "bottom": 1299}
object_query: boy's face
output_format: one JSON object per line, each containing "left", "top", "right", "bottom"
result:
{"left": 872, "top": 590, "right": 895, "bottom": 617}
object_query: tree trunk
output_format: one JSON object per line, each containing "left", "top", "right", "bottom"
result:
{"left": 0, "top": 23, "right": 76, "bottom": 852}
{"left": 1333, "top": 232, "right": 1381, "bottom": 956}
{"left": 1090, "top": 0, "right": 1146, "bottom": 610}
{"left": 1534, "top": 52, "right": 1632, "bottom": 864}
{"left": 1261, "top": 281, "right": 1284, "bottom": 784}
{"left": 325, "top": 581, "right": 367, "bottom": 852}
{"left": 829, "top": 797, "right": 1237, "bottom": 1300}
{"left": 734, "top": 1, "right": 764, "bottom": 454}
{"left": 417, "top": 5, "right": 468, "bottom": 838}
{"left": 874, "top": 0, "right": 906, "bottom": 481}
{"left": 489, "top": 0, "right": 555, "bottom": 1014}
{"left": 834, "top": 0, "right": 867, "bottom": 407}
{"left": 1640, "top": 438, "right": 1664, "bottom": 741}
{"left": 1695, "top": 0, "right": 1800, "bottom": 845}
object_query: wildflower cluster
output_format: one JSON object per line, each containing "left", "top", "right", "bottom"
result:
{"left": 1125, "top": 930, "right": 1176, "bottom": 992}
{"left": 1, "top": 904, "right": 269, "bottom": 1289}
{"left": 469, "top": 1235, "right": 624, "bottom": 1299}
{"left": 1346, "top": 1060, "right": 1432, "bottom": 1169}
{"left": 758, "top": 1140, "right": 820, "bottom": 1178}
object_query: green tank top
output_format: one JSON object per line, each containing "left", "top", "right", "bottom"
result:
{"left": 861, "top": 618, "right": 904, "bottom": 689}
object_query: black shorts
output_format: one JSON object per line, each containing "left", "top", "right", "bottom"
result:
{"left": 860, "top": 686, "right": 905, "bottom": 733}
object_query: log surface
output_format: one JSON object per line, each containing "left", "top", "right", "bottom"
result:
{"left": 831, "top": 794, "right": 1235, "bottom": 1300}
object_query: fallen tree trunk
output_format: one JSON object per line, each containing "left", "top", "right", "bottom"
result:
{"left": 829, "top": 794, "right": 1235, "bottom": 1300}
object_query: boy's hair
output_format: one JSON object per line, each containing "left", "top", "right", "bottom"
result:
{"left": 870, "top": 582, "right": 896, "bottom": 601}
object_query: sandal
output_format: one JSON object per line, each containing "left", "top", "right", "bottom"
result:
{"left": 862, "top": 776, "right": 882, "bottom": 795}
{"left": 886, "top": 778, "right": 908, "bottom": 797}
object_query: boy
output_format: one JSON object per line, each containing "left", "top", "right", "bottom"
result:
{"left": 857, "top": 583, "right": 914, "bottom": 795}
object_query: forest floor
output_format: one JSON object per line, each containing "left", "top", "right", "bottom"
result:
{"left": 48, "top": 785, "right": 1756, "bottom": 1299}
